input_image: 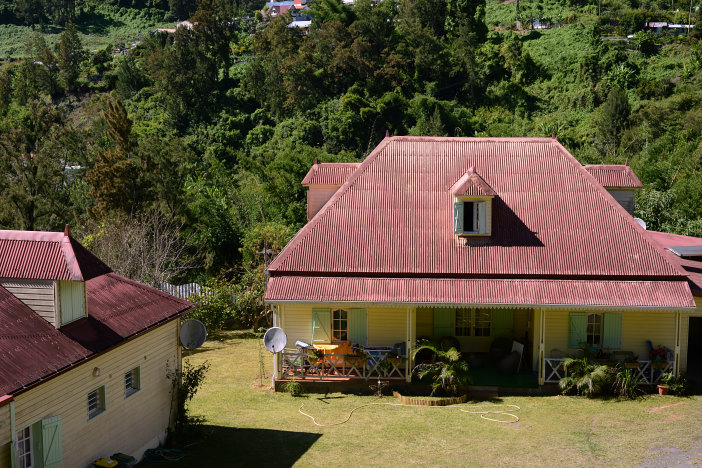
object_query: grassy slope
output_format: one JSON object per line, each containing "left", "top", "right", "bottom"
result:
{"left": 140, "top": 332, "right": 702, "bottom": 467}
{"left": 0, "top": 6, "right": 175, "bottom": 58}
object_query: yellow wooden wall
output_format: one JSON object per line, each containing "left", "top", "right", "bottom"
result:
{"left": 1, "top": 320, "right": 179, "bottom": 468}
{"left": 0, "top": 403, "right": 9, "bottom": 468}
{"left": 279, "top": 303, "right": 408, "bottom": 347}
{"left": 307, "top": 187, "right": 339, "bottom": 220}
{"left": 543, "top": 309, "right": 677, "bottom": 360}
{"left": 0, "top": 279, "right": 56, "bottom": 327}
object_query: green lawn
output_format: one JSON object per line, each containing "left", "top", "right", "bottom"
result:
{"left": 141, "top": 332, "right": 702, "bottom": 467}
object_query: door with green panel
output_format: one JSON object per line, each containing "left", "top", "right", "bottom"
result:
{"left": 434, "top": 308, "right": 455, "bottom": 340}
{"left": 493, "top": 309, "right": 514, "bottom": 340}
{"left": 312, "top": 308, "right": 331, "bottom": 343}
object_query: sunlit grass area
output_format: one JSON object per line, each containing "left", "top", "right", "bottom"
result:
{"left": 139, "top": 331, "right": 702, "bottom": 467}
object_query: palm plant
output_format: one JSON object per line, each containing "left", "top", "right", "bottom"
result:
{"left": 412, "top": 342, "right": 471, "bottom": 396}
{"left": 559, "top": 357, "right": 611, "bottom": 397}
{"left": 613, "top": 367, "right": 645, "bottom": 400}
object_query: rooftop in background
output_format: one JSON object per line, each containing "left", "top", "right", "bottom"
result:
{"left": 0, "top": 228, "right": 111, "bottom": 281}
{"left": 451, "top": 167, "right": 497, "bottom": 197}
{"left": 301, "top": 162, "right": 362, "bottom": 186}
{"left": 583, "top": 164, "right": 643, "bottom": 189}
{"left": 646, "top": 230, "right": 702, "bottom": 296}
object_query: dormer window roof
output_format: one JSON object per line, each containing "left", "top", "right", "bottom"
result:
{"left": 451, "top": 168, "right": 495, "bottom": 237}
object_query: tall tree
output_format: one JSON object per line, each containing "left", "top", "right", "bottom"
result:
{"left": 56, "top": 22, "right": 85, "bottom": 93}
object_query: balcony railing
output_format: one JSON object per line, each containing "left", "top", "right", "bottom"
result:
{"left": 280, "top": 349, "right": 406, "bottom": 380}
{"left": 543, "top": 358, "right": 674, "bottom": 384}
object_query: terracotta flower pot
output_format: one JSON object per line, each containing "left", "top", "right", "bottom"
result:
{"left": 657, "top": 385, "right": 669, "bottom": 395}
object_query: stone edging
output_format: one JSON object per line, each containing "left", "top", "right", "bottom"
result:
{"left": 392, "top": 391, "right": 468, "bottom": 406}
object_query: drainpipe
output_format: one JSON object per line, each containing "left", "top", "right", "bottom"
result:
{"left": 9, "top": 398, "right": 17, "bottom": 468}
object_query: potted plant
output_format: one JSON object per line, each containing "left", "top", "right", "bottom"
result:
{"left": 658, "top": 372, "right": 673, "bottom": 395}
{"left": 307, "top": 349, "right": 324, "bottom": 366}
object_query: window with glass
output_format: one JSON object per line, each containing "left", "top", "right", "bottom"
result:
{"left": 332, "top": 309, "right": 348, "bottom": 342}
{"left": 474, "top": 310, "right": 492, "bottom": 336}
{"left": 17, "top": 426, "right": 32, "bottom": 468}
{"left": 587, "top": 313, "right": 602, "bottom": 347}
{"left": 88, "top": 386, "right": 106, "bottom": 419}
{"left": 125, "top": 367, "right": 141, "bottom": 398}
{"left": 455, "top": 309, "right": 472, "bottom": 336}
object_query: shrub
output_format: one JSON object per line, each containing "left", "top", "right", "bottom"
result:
{"left": 283, "top": 377, "right": 305, "bottom": 397}
{"left": 613, "top": 367, "right": 645, "bottom": 400}
{"left": 559, "top": 357, "right": 612, "bottom": 397}
{"left": 661, "top": 373, "right": 690, "bottom": 396}
{"left": 412, "top": 342, "right": 471, "bottom": 396}
{"left": 167, "top": 360, "right": 211, "bottom": 444}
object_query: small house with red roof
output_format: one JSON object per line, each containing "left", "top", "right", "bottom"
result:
{"left": 265, "top": 136, "right": 699, "bottom": 390}
{"left": 0, "top": 228, "right": 192, "bottom": 467}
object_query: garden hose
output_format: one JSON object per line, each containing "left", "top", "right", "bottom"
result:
{"left": 298, "top": 401, "right": 520, "bottom": 427}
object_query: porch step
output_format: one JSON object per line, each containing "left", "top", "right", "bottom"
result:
{"left": 467, "top": 386, "right": 499, "bottom": 399}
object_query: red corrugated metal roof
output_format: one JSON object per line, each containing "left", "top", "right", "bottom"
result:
{"left": 451, "top": 168, "right": 497, "bottom": 197}
{"left": 301, "top": 162, "right": 362, "bottom": 186}
{"left": 0, "top": 230, "right": 111, "bottom": 281}
{"left": 646, "top": 230, "right": 702, "bottom": 296}
{"left": 584, "top": 164, "right": 643, "bottom": 188}
{"left": 270, "top": 137, "right": 680, "bottom": 278}
{"left": 266, "top": 276, "right": 695, "bottom": 308}
{"left": 0, "top": 273, "right": 191, "bottom": 396}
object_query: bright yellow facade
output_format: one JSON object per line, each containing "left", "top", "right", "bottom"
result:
{"left": 0, "top": 321, "right": 180, "bottom": 468}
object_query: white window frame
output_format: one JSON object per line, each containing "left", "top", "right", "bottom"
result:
{"left": 474, "top": 310, "right": 492, "bottom": 337}
{"left": 454, "top": 309, "right": 492, "bottom": 337}
{"left": 455, "top": 309, "right": 472, "bottom": 336}
{"left": 17, "top": 426, "right": 33, "bottom": 468}
{"left": 125, "top": 367, "right": 141, "bottom": 398}
{"left": 331, "top": 309, "right": 348, "bottom": 342}
{"left": 88, "top": 386, "right": 106, "bottom": 420}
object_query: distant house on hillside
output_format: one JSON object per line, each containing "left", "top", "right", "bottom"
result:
{"left": 265, "top": 136, "right": 701, "bottom": 392}
{"left": 0, "top": 227, "right": 192, "bottom": 467}
{"left": 263, "top": 0, "right": 312, "bottom": 24}
{"left": 646, "top": 22, "right": 695, "bottom": 35}
{"left": 155, "top": 20, "right": 198, "bottom": 34}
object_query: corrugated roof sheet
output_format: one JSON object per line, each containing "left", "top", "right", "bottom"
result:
{"left": 646, "top": 230, "right": 702, "bottom": 296}
{"left": 0, "top": 273, "right": 191, "bottom": 396}
{"left": 301, "top": 162, "right": 362, "bottom": 186}
{"left": 270, "top": 137, "right": 680, "bottom": 278}
{"left": 584, "top": 164, "right": 643, "bottom": 188}
{"left": 266, "top": 276, "right": 695, "bottom": 308}
{"left": 451, "top": 168, "right": 497, "bottom": 197}
{"left": 0, "top": 230, "right": 111, "bottom": 281}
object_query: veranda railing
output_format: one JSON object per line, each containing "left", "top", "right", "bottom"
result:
{"left": 281, "top": 349, "right": 406, "bottom": 380}
{"left": 543, "top": 358, "right": 674, "bottom": 384}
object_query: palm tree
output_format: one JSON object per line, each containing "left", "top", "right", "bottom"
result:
{"left": 412, "top": 342, "right": 471, "bottom": 396}
{"left": 559, "top": 357, "right": 610, "bottom": 397}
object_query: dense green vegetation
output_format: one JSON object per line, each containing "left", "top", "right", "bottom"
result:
{"left": 0, "top": 0, "right": 701, "bottom": 326}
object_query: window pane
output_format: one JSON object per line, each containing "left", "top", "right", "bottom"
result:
{"left": 463, "top": 202, "right": 474, "bottom": 232}
{"left": 455, "top": 309, "right": 471, "bottom": 336}
{"left": 474, "top": 310, "right": 492, "bottom": 336}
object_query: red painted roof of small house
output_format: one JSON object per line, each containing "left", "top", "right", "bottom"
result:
{"left": 646, "top": 230, "right": 702, "bottom": 296}
{"left": 267, "top": 137, "right": 693, "bottom": 307}
{"left": 0, "top": 273, "right": 191, "bottom": 396}
{"left": 301, "top": 162, "right": 362, "bottom": 186}
{"left": 583, "top": 164, "right": 643, "bottom": 189}
{"left": 0, "top": 230, "right": 111, "bottom": 281}
{"left": 451, "top": 167, "right": 497, "bottom": 197}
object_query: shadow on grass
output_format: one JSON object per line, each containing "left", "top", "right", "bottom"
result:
{"left": 137, "top": 426, "right": 322, "bottom": 468}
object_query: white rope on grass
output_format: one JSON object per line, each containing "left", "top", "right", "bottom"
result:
{"left": 298, "top": 401, "right": 521, "bottom": 427}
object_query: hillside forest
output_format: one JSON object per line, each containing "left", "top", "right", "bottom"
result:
{"left": 0, "top": 0, "right": 701, "bottom": 329}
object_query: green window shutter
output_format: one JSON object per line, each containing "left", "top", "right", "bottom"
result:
{"left": 312, "top": 308, "right": 331, "bottom": 343}
{"left": 453, "top": 202, "right": 464, "bottom": 234}
{"left": 434, "top": 308, "right": 455, "bottom": 340}
{"left": 492, "top": 309, "right": 514, "bottom": 339}
{"left": 348, "top": 309, "right": 367, "bottom": 345}
{"left": 478, "top": 201, "right": 487, "bottom": 234}
{"left": 41, "top": 415, "right": 62, "bottom": 468}
{"left": 568, "top": 312, "right": 587, "bottom": 348}
{"left": 602, "top": 313, "right": 622, "bottom": 349}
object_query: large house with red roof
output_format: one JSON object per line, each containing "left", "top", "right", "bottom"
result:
{"left": 0, "top": 228, "right": 192, "bottom": 468}
{"left": 265, "top": 136, "right": 701, "bottom": 390}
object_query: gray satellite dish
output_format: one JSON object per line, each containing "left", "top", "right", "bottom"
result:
{"left": 180, "top": 319, "right": 207, "bottom": 349}
{"left": 263, "top": 327, "right": 287, "bottom": 353}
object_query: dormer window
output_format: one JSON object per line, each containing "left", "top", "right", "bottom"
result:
{"left": 455, "top": 200, "right": 488, "bottom": 234}
{"left": 451, "top": 168, "right": 496, "bottom": 237}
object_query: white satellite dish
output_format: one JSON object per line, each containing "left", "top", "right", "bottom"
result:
{"left": 180, "top": 319, "right": 207, "bottom": 349}
{"left": 263, "top": 327, "right": 287, "bottom": 353}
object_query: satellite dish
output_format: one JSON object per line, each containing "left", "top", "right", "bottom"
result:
{"left": 263, "top": 327, "right": 287, "bottom": 353}
{"left": 180, "top": 319, "right": 207, "bottom": 349}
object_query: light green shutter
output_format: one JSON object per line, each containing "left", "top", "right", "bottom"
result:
{"left": 41, "top": 415, "right": 62, "bottom": 468}
{"left": 568, "top": 312, "right": 587, "bottom": 348}
{"left": 493, "top": 309, "right": 514, "bottom": 339}
{"left": 453, "top": 201, "right": 464, "bottom": 234}
{"left": 60, "top": 281, "right": 85, "bottom": 325}
{"left": 602, "top": 313, "right": 622, "bottom": 349}
{"left": 434, "top": 308, "right": 455, "bottom": 340}
{"left": 312, "top": 308, "right": 331, "bottom": 343}
{"left": 348, "top": 309, "right": 367, "bottom": 345}
{"left": 478, "top": 201, "right": 487, "bottom": 234}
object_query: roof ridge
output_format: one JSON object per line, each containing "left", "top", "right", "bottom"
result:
{"left": 269, "top": 137, "right": 394, "bottom": 272}
{"left": 387, "top": 136, "right": 556, "bottom": 143}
